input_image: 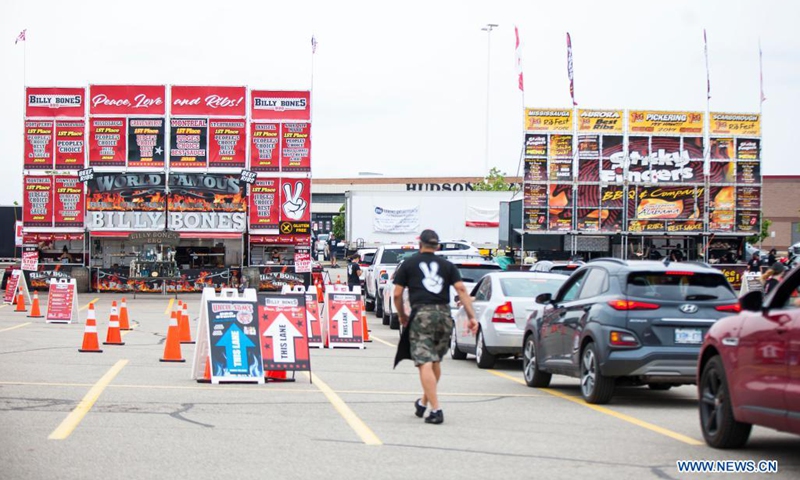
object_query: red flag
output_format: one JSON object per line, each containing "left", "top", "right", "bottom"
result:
{"left": 567, "top": 32, "right": 576, "bottom": 106}
{"left": 15, "top": 29, "right": 26, "bottom": 45}
{"left": 704, "top": 29, "right": 711, "bottom": 100}
{"left": 514, "top": 26, "right": 524, "bottom": 92}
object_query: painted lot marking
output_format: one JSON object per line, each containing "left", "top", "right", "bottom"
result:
{"left": 78, "top": 298, "right": 99, "bottom": 311}
{"left": 0, "top": 322, "right": 31, "bottom": 333}
{"left": 164, "top": 298, "right": 175, "bottom": 315}
{"left": 488, "top": 370, "right": 703, "bottom": 446}
{"left": 310, "top": 372, "right": 382, "bottom": 446}
{"left": 368, "top": 334, "right": 396, "bottom": 348}
{"left": 48, "top": 360, "right": 128, "bottom": 440}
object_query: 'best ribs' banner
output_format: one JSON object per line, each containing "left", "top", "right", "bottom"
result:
{"left": 251, "top": 123, "right": 280, "bottom": 171}
{"left": 170, "top": 86, "right": 247, "bottom": 117}
{"left": 281, "top": 123, "right": 311, "bottom": 172}
{"left": 209, "top": 120, "right": 247, "bottom": 168}
{"left": 53, "top": 176, "right": 84, "bottom": 227}
{"left": 23, "top": 176, "right": 53, "bottom": 227}
{"left": 24, "top": 120, "right": 54, "bottom": 170}
{"left": 248, "top": 178, "right": 280, "bottom": 231}
{"left": 128, "top": 118, "right": 166, "bottom": 168}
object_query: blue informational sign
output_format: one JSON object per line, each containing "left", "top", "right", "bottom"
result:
{"left": 207, "top": 300, "right": 263, "bottom": 379}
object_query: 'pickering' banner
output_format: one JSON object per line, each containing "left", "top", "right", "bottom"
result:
{"left": 170, "top": 86, "right": 247, "bottom": 117}
{"left": 628, "top": 111, "right": 703, "bottom": 134}
{"left": 26, "top": 87, "right": 85, "bottom": 118}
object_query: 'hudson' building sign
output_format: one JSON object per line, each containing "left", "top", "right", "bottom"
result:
{"left": 406, "top": 183, "right": 475, "bottom": 191}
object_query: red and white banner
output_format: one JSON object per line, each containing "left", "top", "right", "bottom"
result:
{"left": 294, "top": 246, "right": 312, "bottom": 273}
{"left": 15, "top": 221, "right": 23, "bottom": 247}
{"left": 89, "top": 85, "right": 166, "bottom": 116}
{"left": 280, "top": 178, "right": 311, "bottom": 223}
{"left": 3, "top": 270, "right": 22, "bottom": 304}
{"left": 248, "top": 234, "right": 310, "bottom": 245}
{"left": 326, "top": 291, "right": 364, "bottom": 348}
{"left": 23, "top": 176, "right": 53, "bottom": 227}
{"left": 209, "top": 119, "right": 247, "bottom": 168}
{"left": 53, "top": 176, "right": 85, "bottom": 227}
{"left": 88, "top": 117, "right": 127, "bottom": 167}
{"left": 248, "top": 178, "right": 280, "bottom": 231}
{"left": 250, "top": 122, "right": 280, "bottom": 171}
{"left": 46, "top": 280, "right": 77, "bottom": 323}
{"left": 54, "top": 120, "right": 85, "bottom": 169}
{"left": 26, "top": 87, "right": 85, "bottom": 118}
{"left": 465, "top": 205, "right": 500, "bottom": 227}
{"left": 22, "top": 247, "right": 39, "bottom": 272}
{"left": 24, "top": 120, "right": 54, "bottom": 170}
{"left": 250, "top": 90, "right": 310, "bottom": 121}
{"left": 567, "top": 33, "right": 577, "bottom": 106}
{"left": 281, "top": 122, "right": 311, "bottom": 172}
{"left": 258, "top": 294, "right": 311, "bottom": 372}
{"left": 170, "top": 85, "right": 247, "bottom": 117}
{"left": 305, "top": 292, "right": 323, "bottom": 348}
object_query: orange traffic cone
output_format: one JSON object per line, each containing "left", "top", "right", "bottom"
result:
{"left": 197, "top": 355, "right": 211, "bottom": 383}
{"left": 362, "top": 306, "right": 371, "bottom": 343}
{"left": 266, "top": 370, "right": 292, "bottom": 382}
{"left": 27, "top": 291, "right": 43, "bottom": 318}
{"left": 78, "top": 304, "right": 103, "bottom": 353}
{"left": 179, "top": 301, "right": 194, "bottom": 344}
{"left": 160, "top": 310, "right": 185, "bottom": 362}
{"left": 104, "top": 301, "right": 124, "bottom": 345}
{"left": 14, "top": 292, "right": 27, "bottom": 312}
{"left": 336, "top": 275, "right": 342, "bottom": 285}
{"left": 119, "top": 297, "right": 131, "bottom": 330}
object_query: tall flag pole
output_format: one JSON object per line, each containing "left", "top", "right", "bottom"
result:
{"left": 310, "top": 35, "right": 317, "bottom": 122}
{"left": 566, "top": 32, "right": 576, "bottom": 106}
{"left": 759, "top": 39, "right": 766, "bottom": 107}
{"left": 703, "top": 29, "right": 711, "bottom": 176}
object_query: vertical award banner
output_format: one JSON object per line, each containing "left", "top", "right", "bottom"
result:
{"left": 209, "top": 119, "right": 247, "bottom": 168}
{"left": 24, "top": 120, "right": 54, "bottom": 170}
{"left": 128, "top": 118, "right": 166, "bottom": 168}
{"left": 248, "top": 178, "right": 280, "bottom": 231}
{"left": 54, "top": 120, "right": 86, "bottom": 170}
{"left": 257, "top": 294, "right": 311, "bottom": 372}
{"left": 250, "top": 123, "right": 280, "bottom": 171}
{"left": 280, "top": 122, "right": 311, "bottom": 172}
{"left": 169, "top": 118, "right": 208, "bottom": 168}
{"left": 23, "top": 176, "right": 53, "bottom": 227}
{"left": 53, "top": 176, "right": 85, "bottom": 227}
{"left": 88, "top": 117, "right": 127, "bottom": 167}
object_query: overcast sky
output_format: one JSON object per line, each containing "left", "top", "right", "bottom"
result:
{"left": 1, "top": 0, "right": 797, "bottom": 205}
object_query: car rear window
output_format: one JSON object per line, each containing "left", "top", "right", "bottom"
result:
{"left": 456, "top": 265, "right": 501, "bottom": 283}
{"left": 500, "top": 277, "right": 566, "bottom": 298}
{"left": 362, "top": 253, "right": 375, "bottom": 264}
{"left": 380, "top": 249, "right": 419, "bottom": 264}
{"left": 550, "top": 265, "right": 582, "bottom": 274}
{"left": 626, "top": 272, "right": 736, "bottom": 301}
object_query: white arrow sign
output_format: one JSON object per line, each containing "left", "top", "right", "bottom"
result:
{"left": 306, "top": 306, "right": 317, "bottom": 336}
{"left": 263, "top": 313, "right": 304, "bottom": 363}
{"left": 332, "top": 306, "right": 358, "bottom": 339}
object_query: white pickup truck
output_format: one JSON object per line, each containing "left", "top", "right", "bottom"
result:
{"left": 364, "top": 244, "right": 418, "bottom": 317}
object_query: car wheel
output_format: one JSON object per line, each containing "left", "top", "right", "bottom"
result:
{"left": 648, "top": 383, "right": 672, "bottom": 391}
{"left": 365, "top": 298, "right": 375, "bottom": 312}
{"left": 382, "top": 308, "right": 390, "bottom": 326}
{"left": 523, "top": 334, "right": 551, "bottom": 388}
{"left": 450, "top": 327, "right": 467, "bottom": 360}
{"left": 389, "top": 313, "right": 399, "bottom": 330}
{"left": 699, "top": 356, "right": 752, "bottom": 449}
{"left": 580, "top": 343, "right": 614, "bottom": 404}
{"left": 375, "top": 295, "right": 383, "bottom": 318}
{"left": 475, "top": 329, "right": 496, "bottom": 369}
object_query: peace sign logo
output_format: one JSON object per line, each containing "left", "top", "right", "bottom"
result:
{"left": 282, "top": 181, "right": 308, "bottom": 221}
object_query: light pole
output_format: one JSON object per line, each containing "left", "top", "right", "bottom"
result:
{"left": 482, "top": 23, "right": 498, "bottom": 177}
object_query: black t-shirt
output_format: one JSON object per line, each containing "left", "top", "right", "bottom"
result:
{"left": 393, "top": 252, "right": 461, "bottom": 307}
{"left": 748, "top": 258, "right": 761, "bottom": 273}
{"left": 346, "top": 260, "right": 361, "bottom": 286}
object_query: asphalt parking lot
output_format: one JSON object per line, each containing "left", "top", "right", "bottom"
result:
{"left": 1, "top": 286, "right": 798, "bottom": 479}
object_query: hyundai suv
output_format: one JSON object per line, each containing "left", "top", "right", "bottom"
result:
{"left": 522, "top": 258, "right": 740, "bottom": 404}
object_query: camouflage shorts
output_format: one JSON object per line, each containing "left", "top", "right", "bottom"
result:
{"left": 409, "top": 304, "right": 454, "bottom": 366}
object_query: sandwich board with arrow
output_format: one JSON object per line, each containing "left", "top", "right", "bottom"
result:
{"left": 257, "top": 293, "right": 311, "bottom": 374}
{"left": 326, "top": 290, "right": 364, "bottom": 349}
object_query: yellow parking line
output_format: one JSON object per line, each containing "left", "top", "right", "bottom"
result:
{"left": 164, "top": 298, "right": 175, "bottom": 315}
{"left": 487, "top": 370, "right": 703, "bottom": 446}
{"left": 310, "top": 372, "right": 382, "bottom": 446}
{"left": 48, "top": 360, "right": 128, "bottom": 440}
{"left": 0, "top": 322, "right": 31, "bottom": 333}
{"left": 0, "top": 304, "right": 8, "bottom": 309}
{"left": 78, "top": 298, "right": 99, "bottom": 311}
{"left": 368, "top": 334, "right": 396, "bottom": 348}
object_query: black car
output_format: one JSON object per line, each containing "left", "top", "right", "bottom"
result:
{"left": 522, "top": 258, "right": 740, "bottom": 404}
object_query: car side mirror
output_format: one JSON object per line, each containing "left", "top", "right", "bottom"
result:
{"left": 739, "top": 290, "right": 764, "bottom": 312}
{"left": 536, "top": 293, "right": 553, "bottom": 305}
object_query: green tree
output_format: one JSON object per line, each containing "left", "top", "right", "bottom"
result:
{"left": 472, "top": 167, "right": 518, "bottom": 192}
{"left": 746, "top": 218, "right": 772, "bottom": 245}
{"left": 332, "top": 204, "right": 345, "bottom": 240}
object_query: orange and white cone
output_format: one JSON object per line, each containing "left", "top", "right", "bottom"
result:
{"left": 27, "top": 291, "right": 44, "bottom": 318}
{"left": 160, "top": 310, "right": 185, "bottom": 362}
{"left": 14, "top": 292, "right": 27, "bottom": 312}
{"left": 197, "top": 355, "right": 211, "bottom": 383}
{"left": 179, "top": 301, "right": 194, "bottom": 344}
{"left": 119, "top": 297, "right": 131, "bottom": 330}
{"left": 104, "top": 301, "right": 125, "bottom": 345}
{"left": 266, "top": 369, "right": 289, "bottom": 381}
{"left": 78, "top": 304, "right": 103, "bottom": 353}
{"left": 361, "top": 306, "right": 371, "bottom": 343}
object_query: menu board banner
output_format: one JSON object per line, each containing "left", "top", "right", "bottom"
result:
{"left": 249, "top": 178, "right": 280, "bottom": 230}
{"left": 127, "top": 118, "right": 165, "bottom": 167}
{"left": 524, "top": 184, "right": 548, "bottom": 208}
{"left": 524, "top": 108, "right": 573, "bottom": 132}
{"left": 250, "top": 122, "right": 280, "bottom": 171}
{"left": 250, "top": 90, "right": 310, "bottom": 121}
{"left": 45, "top": 280, "right": 77, "bottom": 323}
{"left": 170, "top": 118, "right": 208, "bottom": 168}
{"left": 736, "top": 161, "right": 761, "bottom": 184}
{"left": 736, "top": 138, "right": 760, "bottom": 160}
{"left": 170, "top": 85, "right": 246, "bottom": 117}
{"left": 577, "top": 109, "right": 623, "bottom": 133}
{"left": 209, "top": 120, "right": 247, "bottom": 168}
{"left": 710, "top": 113, "right": 760, "bottom": 136}
{"left": 281, "top": 122, "right": 311, "bottom": 172}
{"left": 167, "top": 173, "right": 246, "bottom": 231}
{"left": 88, "top": 117, "right": 127, "bottom": 167}
{"left": 524, "top": 208, "right": 547, "bottom": 232}
{"left": 26, "top": 87, "right": 85, "bottom": 118}
{"left": 53, "top": 176, "right": 84, "bottom": 227}
{"left": 54, "top": 120, "right": 85, "bottom": 169}
{"left": 736, "top": 211, "right": 760, "bottom": 233}
{"left": 24, "top": 120, "right": 54, "bottom": 170}
{"left": 736, "top": 186, "right": 761, "bottom": 209}
{"left": 525, "top": 134, "right": 547, "bottom": 156}
{"left": 628, "top": 110, "right": 703, "bottom": 134}
{"left": 258, "top": 294, "right": 311, "bottom": 371}
{"left": 23, "top": 176, "right": 53, "bottom": 227}
{"left": 89, "top": 85, "right": 166, "bottom": 116}
{"left": 524, "top": 158, "right": 547, "bottom": 182}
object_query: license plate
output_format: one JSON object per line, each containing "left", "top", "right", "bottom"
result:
{"left": 675, "top": 328, "right": 703, "bottom": 345}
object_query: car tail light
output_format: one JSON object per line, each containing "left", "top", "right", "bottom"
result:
{"left": 607, "top": 299, "right": 661, "bottom": 311}
{"left": 491, "top": 302, "right": 515, "bottom": 323}
{"left": 610, "top": 331, "right": 639, "bottom": 347}
{"left": 715, "top": 304, "right": 742, "bottom": 313}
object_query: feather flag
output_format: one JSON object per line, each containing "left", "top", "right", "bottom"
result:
{"left": 704, "top": 29, "right": 711, "bottom": 100}
{"left": 15, "top": 29, "right": 26, "bottom": 45}
{"left": 567, "top": 33, "right": 576, "bottom": 106}
{"left": 514, "top": 26, "right": 524, "bottom": 92}
{"left": 311, "top": 35, "right": 318, "bottom": 54}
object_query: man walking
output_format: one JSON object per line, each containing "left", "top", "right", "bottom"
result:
{"left": 346, "top": 254, "right": 362, "bottom": 291}
{"left": 393, "top": 229, "right": 477, "bottom": 424}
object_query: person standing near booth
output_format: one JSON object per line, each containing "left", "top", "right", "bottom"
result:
{"left": 346, "top": 254, "right": 362, "bottom": 291}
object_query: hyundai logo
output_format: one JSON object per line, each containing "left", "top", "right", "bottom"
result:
{"left": 679, "top": 304, "right": 699, "bottom": 314}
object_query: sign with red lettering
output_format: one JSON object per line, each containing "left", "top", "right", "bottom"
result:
{"left": 326, "top": 291, "right": 364, "bottom": 348}
{"left": 305, "top": 292, "right": 323, "bottom": 348}
{"left": 26, "top": 87, "right": 85, "bottom": 118}
{"left": 170, "top": 86, "right": 246, "bottom": 117}
{"left": 54, "top": 120, "right": 85, "bottom": 169}
{"left": 127, "top": 118, "right": 166, "bottom": 167}
{"left": 248, "top": 178, "right": 280, "bottom": 231}
{"left": 21, "top": 247, "right": 39, "bottom": 272}
{"left": 45, "top": 279, "right": 78, "bottom": 324}
{"left": 250, "top": 123, "right": 280, "bottom": 171}
{"left": 280, "top": 178, "right": 311, "bottom": 223}
{"left": 281, "top": 122, "right": 311, "bottom": 172}
{"left": 23, "top": 176, "right": 53, "bottom": 227}
{"left": 250, "top": 90, "right": 310, "bottom": 121}
{"left": 257, "top": 294, "right": 311, "bottom": 371}
{"left": 53, "top": 176, "right": 85, "bottom": 227}
{"left": 89, "top": 117, "right": 127, "bottom": 167}
{"left": 294, "top": 246, "right": 312, "bottom": 273}
{"left": 209, "top": 120, "right": 247, "bottom": 168}
{"left": 89, "top": 85, "right": 166, "bottom": 116}
{"left": 3, "top": 270, "right": 23, "bottom": 304}
{"left": 169, "top": 118, "right": 208, "bottom": 168}
{"left": 24, "top": 120, "right": 54, "bottom": 170}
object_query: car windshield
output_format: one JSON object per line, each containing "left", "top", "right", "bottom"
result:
{"left": 626, "top": 272, "right": 736, "bottom": 301}
{"left": 456, "top": 265, "right": 501, "bottom": 283}
{"left": 500, "top": 277, "right": 566, "bottom": 298}
{"left": 380, "top": 248, "right": 419, "bottom": 264}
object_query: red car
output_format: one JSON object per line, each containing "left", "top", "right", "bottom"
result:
{"left": 698, "top": 266, "right": 800, "bottom": 448}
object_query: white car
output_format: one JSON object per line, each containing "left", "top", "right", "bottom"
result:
{"left": 364, "top": 244, "right": 418, "bottom": 316}
{"left": 451, "top": 272, "right": 566, "bottom": 369}
{"left": 438, "top": 240, "right": 482, "bottom": 258}
{"left": 355, "top": 248, "right": 377, "bottom": 281}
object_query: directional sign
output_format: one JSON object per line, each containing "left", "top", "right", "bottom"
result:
{"left": 46, "top": 279, "right": 78, "bottom": 324}
{"left": 215, "top": 323, "right": 257, "bottom": 374}
{"left": 257, "top": 293, "right": 310, "bottom": 372}
{"left": 206, "top": 299, "right": 263, "bottom": 381}
{"left": 326, "top": 291, "right": 364, "bottom": 349}
{"left": 305, "top": 292, "right": 323, "bottom": 348}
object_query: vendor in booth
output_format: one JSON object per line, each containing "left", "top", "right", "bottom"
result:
{"left": 270, "top": 248, "right": 283, "bottom": 264}
{"left": 58, "top": 246, "right": 72, "bottom": 264}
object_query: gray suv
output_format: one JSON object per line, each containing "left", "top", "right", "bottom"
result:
{"left": 522, "top": 258, "right": 740, "bottom": 404}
